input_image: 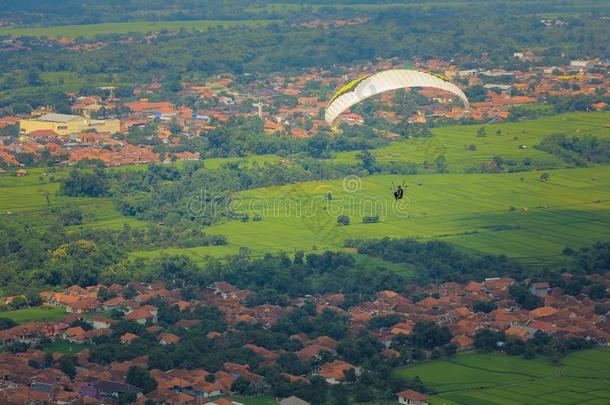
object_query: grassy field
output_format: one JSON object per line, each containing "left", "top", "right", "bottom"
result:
{"left": 166, "top": 165, "right": 610, "bottom": 266}
{"left": 335, "top": 112, "right": 610, "bottom": 172}
{"left": 2, "top": 113, "right": 609, "bottom": 267}
{"left": 0, "top": 307, "right": 66, "bottom": 323}
{"left": 44, "top": 340, "right": 87, "bottom": 355}
{"left": 0, "top": 166, "right": 147, "bottom": 229}
{"left": 201, "top": 154, "right": 281, "bottom": 169}
{"left": 395, "top": 348, "right": 610, "bottom": 405}
{"left": 231, "top": 396, "right": 276, "bottom": 405}
{"left": 0, "top": 19, "right": 275, "bottom": 39}
{"left": 0, "top": 181, "right": 145, "bottom": 230}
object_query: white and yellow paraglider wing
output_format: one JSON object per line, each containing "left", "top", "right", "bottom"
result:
{"left": 328, "top": 74, "right": 373, "bottom": 104}
{"left": 324, "top": 69, "right": 470, "bottom": 125}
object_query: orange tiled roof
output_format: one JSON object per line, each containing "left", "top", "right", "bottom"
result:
{"left": 529, "top": 306, "right": 558, "bottom": 318}
{"left": 319, "top": 360, "right": 355, "bottom": 381}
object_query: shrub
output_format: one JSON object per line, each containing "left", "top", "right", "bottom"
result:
{"left": 362, "top": 215, "right": 380, "bottom": 223}
{"left": 337, "top": 215, "right": 350, "bottom": 226}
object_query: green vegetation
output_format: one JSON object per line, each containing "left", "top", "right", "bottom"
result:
{"left": 2, "top": 114, "right": 608, "bottom": 274}
{"left": 0, "top": 19, "right": 275, "bottom": 39}
{"left": 1, "top": 1, "right": 609, "bottom": 402}
{"left": 395, "top": 348, "right": 610, "bottom": 405}
{"left": 232, "top": 396, "right": 276, "bottom": 405}
{"left": 43, "top": 340, "right": 87, "bottom": 355}
{"left": 2, "top": 2, "right": 609, "bottom": 105}
{"left": 334, "top": 112, "right": 610, "bottom": 172}
{"left": 0, "top": 307, "right": 66, "bottom": 323}
{"left": 205, "top": 166, "right": 610, "bottom": 265}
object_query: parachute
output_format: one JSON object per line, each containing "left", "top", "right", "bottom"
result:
{"left": 325, "top": 69, "right": 470, "bottom": 125}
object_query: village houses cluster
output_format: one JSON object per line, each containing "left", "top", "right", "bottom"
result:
{"left": 0, "top": 271, "right": 607, "bottom": 404}
{"left": 0, "top": 55, "right": 608, "bottom": 172}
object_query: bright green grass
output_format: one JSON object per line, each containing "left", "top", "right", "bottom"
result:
{"left": 109, "top": 154, "right": 280, "bottom": 173}
{"left": 396, "top": 348, "right": 610, "bottom": 405}
{"left": 0, "top": 166, "right": 147, "bottom": 228}
{"left": 129, "top": 244, "right": 241, "bottom": 262}
{"left": 202, "top": 154, "right": 281, "bottom": 169}
{"left": 0, "top": 166, "right": 72, "bottom": 187}
{"left": 185, "top": 166, "right": 610, "bottom": 265}
{"left": 0, "top": 19, "right": 275, "bottom": 39}
{"left": 334, "top": 112, "right": 610, "bottom": 172}
{"left": 0, "top": 307, "right": 66, "bottom": 323}
{"left": 0, "top": 182, "right": 88, "bottom": 213}
{"left": 352, "top": 253, "right": 415, "bottom": 276}
{"left": 0, "top": 186, "right": 145, "bottom": 229}
{"left": 231, "top": 396, "right": 276, "bottom": 405}
{"left": 44, "top": 340, "right": 87, "bottom": 355}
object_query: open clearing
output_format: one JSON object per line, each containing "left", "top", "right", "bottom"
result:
{"left": 0, "top": 19, "right": 275, "bottom": 39}
{"left": 164, "top": 166, "right": 610, "bottom": 266}
{"left": 395, "top": 348, "right": 610, "bottom": 405}
{"left": 0, "top": 307, "right": 66, "bottom": 323}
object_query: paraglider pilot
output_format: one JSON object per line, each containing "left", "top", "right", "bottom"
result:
{"left": 393, "top": 184, "right": 404, "bottom": 200}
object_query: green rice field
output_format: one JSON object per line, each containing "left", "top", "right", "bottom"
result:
{"left": 395, "top": 348, "right": 610, "bottom": 405}
{"left": 3, "top": 112, "right": 610, "bottom": 267}
{"left": 335, "top": 112, "right": 610, "bottom": 172}
{"left": 160, "top": 165, "right": 610, "bottom": 266}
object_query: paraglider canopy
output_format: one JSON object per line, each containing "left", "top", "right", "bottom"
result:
{"left": 325, "top": 69, "right": 470, "bottom": 125}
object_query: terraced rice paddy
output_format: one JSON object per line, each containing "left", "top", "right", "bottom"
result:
{"left": 0, "top": 167, "right": 145, "bottom": 228}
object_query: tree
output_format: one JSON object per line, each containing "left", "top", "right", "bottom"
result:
{"left": 0, "top": 318, "right": 16, "bottom": 330}
{"left": 56, "top": 206, "right": 84, "bottom": 226}
{"left": 231, "top": 376, "right": 252, "bottom": 395}
{"left": 305, "top": 134, "right": 330, "bottom": 158}
{"left": 331, "top": 384, "right": 349, "bottom": 405}
{"left": 337, "top": 215, "right": 350, "bottom": 226}
{"left": 589, "top": 283, "right": 607, "bottom": 300}
{"left": 435, "top": 155, "right": 448, "bottom": 173}
{"left": 465, "top": 85, "right": 487, "bottom": 102}
{"left": 471, "top": 301, "right": 498, "bottom": 313}
{"left": 168, "top": 121, "right": 182, "bottom": 135}
{"left": 510, "top": 284, "right": 542, "bottom": 310}
{"left": 60, "top": 169, "right": 109, "bottom": 197}
{"left": 343, "top": 367, "right": 357, "bottom": 383}
{"left": 474, "top": 329, "right": 505, "bottom": 352}
{"left": 126, "top": 366, "right": 158, "bottom": 394}
{"left": 411, "top": 321, "right": 451, "bottom": 350}
{"left": 356, "top": 150, "right": 378, "bottom": 174}
{"left": 564, "top": 279, "right": 583, "bottom": 296}
{"left": 504, "top": 337, "right": 525, "bottom": 355}
{"left": 443, "top": 343, "right": 457, "bottom": 357}
{"left": 59, "top": 355, "right": 77, "bottom": 379}
{"left": 123, "top": 284, "right": 137, "bottom": 299}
